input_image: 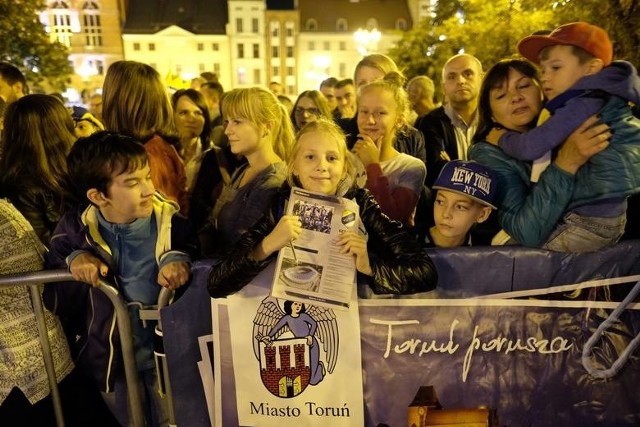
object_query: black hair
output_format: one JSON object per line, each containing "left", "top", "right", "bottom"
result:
{"left": 283, "top": 300, "right": 306, "bottom": 315}
{"left": 0, "top": 62, "right": 27, "bottom": 93}
{"left": 171, "top": 88, "right": 212, "bottom": 150}
{"left": 320, "top": 77, "right": 339, "bottom": 88}
{"left": 335, "top": 78, "right": 354, "bottom": 90}
{"left": 474, "top": 59, "right": 540, "bottom": 143}
{"left": 67, "top": 131, "right": 148, "bottom": 199}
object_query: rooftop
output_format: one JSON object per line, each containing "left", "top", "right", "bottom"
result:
{"left": 124, "top": 0, "right": 229, "bottom": 34}
{"left": 298, "top": 0, "right": 412, "bottom": 31}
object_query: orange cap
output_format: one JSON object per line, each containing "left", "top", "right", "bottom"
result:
{"left": 518, "top": 22, "right": 612, "bottom": 66}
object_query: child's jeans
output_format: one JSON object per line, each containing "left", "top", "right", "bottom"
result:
{"left": 101, "top": 368, "right": 168, "bottom": 427}
{"left": 543, "top": 211, "right": 626, "bottom": 253}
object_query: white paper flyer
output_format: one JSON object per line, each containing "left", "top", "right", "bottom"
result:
{"left": 270, "top": 187, "right": 363, "bottom": 310}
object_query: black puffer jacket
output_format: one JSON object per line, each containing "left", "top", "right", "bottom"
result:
{"left": 208, "top": 186, "right": 438, "bottom": 298}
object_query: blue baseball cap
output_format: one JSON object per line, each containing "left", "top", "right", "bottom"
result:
{"left": 433, "top": 160, "right": 498, "bottom": 209}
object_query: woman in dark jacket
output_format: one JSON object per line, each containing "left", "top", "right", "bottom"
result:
{"left": 208, "top": 119, "right": 437, "bottom": 298}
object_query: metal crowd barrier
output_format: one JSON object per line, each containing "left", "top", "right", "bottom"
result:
{"left": 0, "top": 270, "right": 145, "bottom": 427}
{"left": 139, "top": 286, "right": 176, "bottom": 426}
{"left": 156, "top": 288, "right": 175, "bottom": 425}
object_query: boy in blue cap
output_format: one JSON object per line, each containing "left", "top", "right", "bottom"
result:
{"left": 425, "top": 160, "right": 497, "bottom": 248}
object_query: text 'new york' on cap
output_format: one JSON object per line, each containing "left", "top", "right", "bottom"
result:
{"left": 518, "top": 22, "right": 613, "bottom": 66}
{"left": 432, "top": 160, "right": 498, "bottom": 209}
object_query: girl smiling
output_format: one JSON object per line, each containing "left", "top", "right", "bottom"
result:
{"left": 208, "top": 119, "right": 437, "bottom": 298}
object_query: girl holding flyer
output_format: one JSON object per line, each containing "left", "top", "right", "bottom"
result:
{"left": 207, "top": 119, "right": 437, "bottom": 298}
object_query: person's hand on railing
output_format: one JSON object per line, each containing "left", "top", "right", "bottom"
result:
{"left": 70, "top": 252, "right": 109, "bottom": 287}
{"left": 157, "top": 261, "right": 190, "bottom": 290}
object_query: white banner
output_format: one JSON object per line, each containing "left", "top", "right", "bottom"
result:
{"left": 213, "top": 263, "right": 364, "bottom": 426}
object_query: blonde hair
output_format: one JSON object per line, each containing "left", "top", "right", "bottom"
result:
{"left": 222, "top": 87, "right": 294, "bottom": 160}
{"left": 102, "top": 61, "right": 175, "bottom": 142}
{"left": 286, "top": 119, "right": 356, "bottom": 194}
{"left": 354, "top": 53, "right": 399, "bottom": 81}
{"left": 357, "top": 71, "right": 410, "bottom": 131}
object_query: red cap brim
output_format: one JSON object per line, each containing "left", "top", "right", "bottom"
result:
{"left": 517, "top": 35, "right": 564, "bottom": 64}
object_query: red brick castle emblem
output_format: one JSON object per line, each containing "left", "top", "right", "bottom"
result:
{"left": 253, "top": 297, "right": 339, "bottom": 398}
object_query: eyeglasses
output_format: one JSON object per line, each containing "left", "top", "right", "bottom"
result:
{"left": 294, "top": 107, "right": 320, "bottom": 116}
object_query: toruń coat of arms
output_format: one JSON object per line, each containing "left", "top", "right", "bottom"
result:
{"left": 253, "top": 297, "right": 339, "bottom": 398}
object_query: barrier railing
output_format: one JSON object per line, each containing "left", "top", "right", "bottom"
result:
{"left": 140, "top": 287, "right": 177, "bottom": 425}
{"left": 156, "top": 288, "right": 176, "bottom": 424}
{"left": 0, "top": 270, "right": 145, "bottom": 427}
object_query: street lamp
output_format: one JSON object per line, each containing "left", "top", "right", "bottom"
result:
{"left": 353, "top": 28, "right": 381, "bottom": 56}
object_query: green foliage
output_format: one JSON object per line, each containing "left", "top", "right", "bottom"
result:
{"left": 389, "top": 0, "right": 640, "bottom": 88}
{"left": 0, "top": 0, "right": 73, "bottom": 91}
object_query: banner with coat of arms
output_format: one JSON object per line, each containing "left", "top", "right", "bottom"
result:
{"left": 212, "top": 263, "right": 364, "bottom": 427}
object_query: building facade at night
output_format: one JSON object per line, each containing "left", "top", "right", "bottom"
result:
{"left": 40, "top": 0, "right": 435, "bottom": 97}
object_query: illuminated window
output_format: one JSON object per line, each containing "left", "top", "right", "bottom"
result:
{"left": 95, "top": 59, "right": 104, "bottom": 75}
{"left": 238, "top": 67, "right": 247, "bottom": 84}
{"left": 82, "top": 1, "right": 102, "bottom": 46}
{"left": 50, "top": 1, "right": 73, "bottom": 47}
{"left": 366, "top": 18, "right": 378, "bottom": 31}
{"left": 305, "top": 19, "right": 318, "bottom": 31}
{"left": 395, "top": 18, "right": 408, "bottom": 31}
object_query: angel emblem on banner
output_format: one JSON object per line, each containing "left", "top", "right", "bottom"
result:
{"left": 253, "top": 297, "right": 339, "bottom": 398}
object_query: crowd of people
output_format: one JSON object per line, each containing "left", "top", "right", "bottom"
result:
{"left": 0, "top": 20, "right": 639, "bottom": 426}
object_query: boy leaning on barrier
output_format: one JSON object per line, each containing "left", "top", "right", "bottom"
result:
{"left": 423, "top": 160, "right": 498, "bottom": 248}
{"left": 43, "top": 131, "right": 198, "bottom": 427}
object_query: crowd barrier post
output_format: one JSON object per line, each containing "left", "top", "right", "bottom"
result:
{"left": 156, "top": 287, "right": 176, "bottom": 426}
{"left": 29, "top": 281, "right": 65, "bottom": 427}
{"left": 0, "top": 270, "right": 145, "bottom": 427}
